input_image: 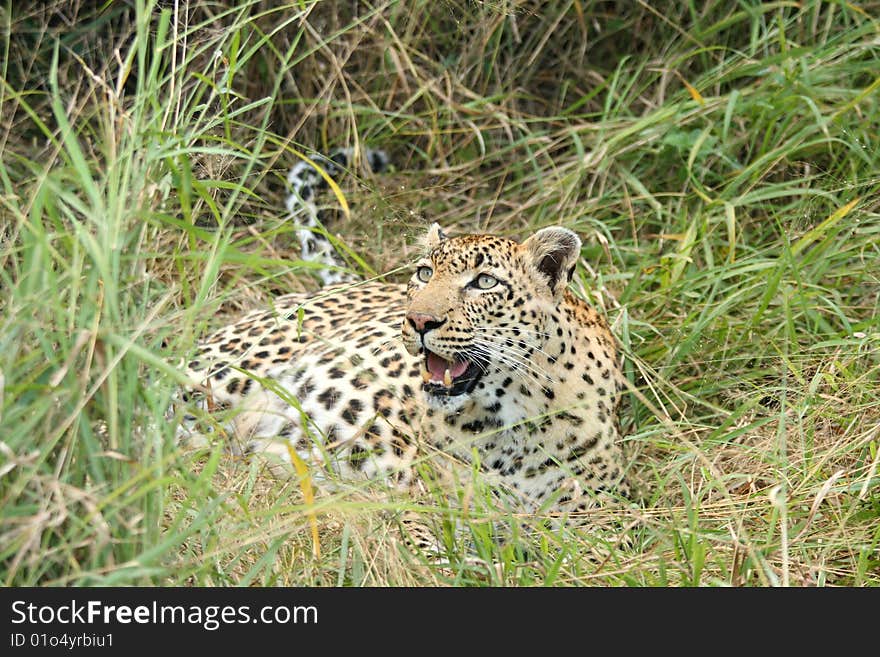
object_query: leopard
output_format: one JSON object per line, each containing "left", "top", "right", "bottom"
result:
{"left": 178, "top": 221, "right": 632, "bottom": 524}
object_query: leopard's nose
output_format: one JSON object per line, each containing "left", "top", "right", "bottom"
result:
{"left": 406, "top": 312, "right": 445, "bottom": 335}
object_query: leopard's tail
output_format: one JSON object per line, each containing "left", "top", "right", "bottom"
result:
{"left": 285, "top": 147, "right": 389, "bottom": 286}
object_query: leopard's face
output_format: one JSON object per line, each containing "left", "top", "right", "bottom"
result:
{"left": 401, "top": 224, "right": 580, "bottom": 412}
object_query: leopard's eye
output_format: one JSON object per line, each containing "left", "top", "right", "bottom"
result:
{"left": 472, "top": 273, "right": 498, "bottom": 290}
{"left": 416, "top": 266, "right": 433, "bottom": 283}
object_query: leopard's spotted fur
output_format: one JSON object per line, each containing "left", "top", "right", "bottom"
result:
{"left": 179, "top": 224, "right": 631, "bottom": 520}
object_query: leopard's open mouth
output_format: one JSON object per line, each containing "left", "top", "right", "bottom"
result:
{"left": 419, "top": 349, "right": 484, "bottom": 397}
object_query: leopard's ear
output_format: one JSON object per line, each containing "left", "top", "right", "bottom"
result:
{"left": 423, "top": 222, "right": 448, "bottom": 250}
{"left": 521, "top": 226, "right": 582, "bottom": 297}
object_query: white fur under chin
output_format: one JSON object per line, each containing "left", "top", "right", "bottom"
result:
{"left": 423, "top": 390, "right": 471, "bottom": 413}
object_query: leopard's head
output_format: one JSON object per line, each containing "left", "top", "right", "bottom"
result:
{"left": 401, "top": 223, "right": 582, "bottom": 411}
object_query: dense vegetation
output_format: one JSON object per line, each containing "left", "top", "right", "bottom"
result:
{"left": 1, "top": 0, "right": 878, "bottom": 586}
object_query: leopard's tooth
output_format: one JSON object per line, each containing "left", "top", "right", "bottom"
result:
{"left": 443, "top": 368, "right": 452, "bottom": 387}
{"left": 421, "top": 366, "right": 432, "bottom": 384}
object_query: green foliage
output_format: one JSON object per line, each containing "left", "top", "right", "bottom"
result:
{"left": 1, "top": 0, "right": 878, "bottom": 586}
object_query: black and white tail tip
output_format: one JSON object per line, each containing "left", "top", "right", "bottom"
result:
{"left": 286, "top": 147, "right": 389, "bottom": 286}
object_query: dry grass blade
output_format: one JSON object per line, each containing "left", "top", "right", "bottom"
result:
{"left": 285, "top": 443, "right": 321, "bottom": 560}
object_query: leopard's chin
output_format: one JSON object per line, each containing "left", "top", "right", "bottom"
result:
{"left": 422, "top": 389, "right": 472, "bottom": 413}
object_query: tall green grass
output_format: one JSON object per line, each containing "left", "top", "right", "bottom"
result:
{"left": 1, "top": 0, "right": 878, "bottom": 586}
